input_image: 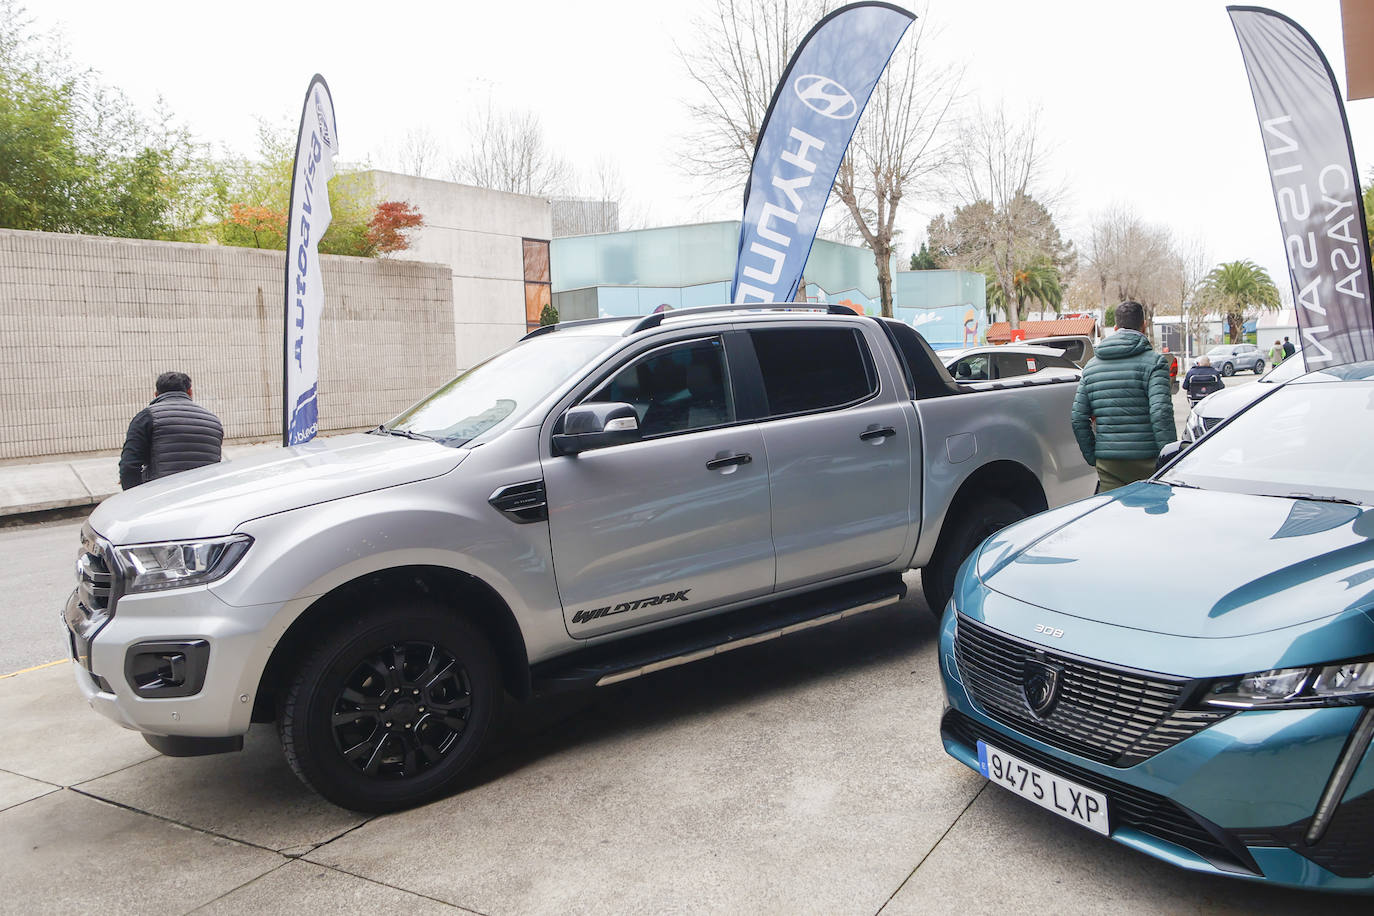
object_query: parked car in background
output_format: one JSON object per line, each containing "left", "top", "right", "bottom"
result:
{"left": 939, "top": 359, "right": 1374, "bottom": 891}
{"left": 1027, "top": 334, "right": 1096, "bottom": 368}
{"left": 938, "top": 345, "right": 1080, "bottom": 385}
{"left": 1184, "top": 350, "right": 1305, "bottom": 442}
{"left": 1205, "top": 343, "right": 1266, "bottom": 376}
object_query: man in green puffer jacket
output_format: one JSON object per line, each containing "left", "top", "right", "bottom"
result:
{"left": 1071, "top": 301, "right": 1176, "bottom": 492}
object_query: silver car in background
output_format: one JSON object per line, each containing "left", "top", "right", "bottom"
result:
{"left": 1184, "top": 350, "right": 1305, "bottom": 441}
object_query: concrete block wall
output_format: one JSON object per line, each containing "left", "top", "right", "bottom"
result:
{"left": 365, "top": 172, "right": 552, "bottom": 370}
{"left": 0, "top": 229, "right": 455, "bottom": 461}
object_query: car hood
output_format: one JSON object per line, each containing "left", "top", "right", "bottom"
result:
{"left": 1195, "top": 381, "right": 1271, "bottom": 421}
{"left": 89, "top": 433, "right": 467, "bottom": 544}
{"left": 977, "top": 482, "right": 1374, "bottom": 638}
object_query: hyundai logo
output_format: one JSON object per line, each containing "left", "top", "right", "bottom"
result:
{"left": 793, "top": 74, "right": 858, "bottom": 119}
{"left": 1022, "top": 659, "right": 1064, "bottom": 718}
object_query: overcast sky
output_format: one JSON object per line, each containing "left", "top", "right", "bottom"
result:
{"left": 30, "top": 0, "right": 1374, "bottom": 294}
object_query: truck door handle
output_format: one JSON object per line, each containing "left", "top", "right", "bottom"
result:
{"left": 705, "top": 452, "right": 752, "bottom": 470}
{"left": 859, "top": 426, "right": 896, "bottom": 442}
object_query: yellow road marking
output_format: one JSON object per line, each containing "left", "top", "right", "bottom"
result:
{"left": 0, "top": 658, "right": 68, "bottom": 679}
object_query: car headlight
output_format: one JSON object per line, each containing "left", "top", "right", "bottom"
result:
{"left": 112, "top": 535, "right": 252, "bottom": 593}
{"left": 1201, "top": 658, "right": 1374, "bottom": 709}
{"left": 1184, "top": 409, "right": 1207, "bottom": 442}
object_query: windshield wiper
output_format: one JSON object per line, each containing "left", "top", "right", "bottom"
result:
{"left": 1257, "top": 492, "right": 1365, "bottom": 506}
{"left": 387, "top": 428, "right": 436, "bottom": 442}
{"left": 1156, "top": 477, "right": 1199, "bottom": 489}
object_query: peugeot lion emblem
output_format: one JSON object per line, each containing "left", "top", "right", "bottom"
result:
{"left": 1022, "top": 659, "right": 1064, "bottom": 718}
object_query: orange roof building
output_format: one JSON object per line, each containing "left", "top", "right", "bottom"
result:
{"left": 985, "top": 317, "right": 1098, "bottom": 343}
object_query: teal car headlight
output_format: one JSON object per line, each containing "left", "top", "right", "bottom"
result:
{"left": 1202, "top": 658, "right": 1374, "bottom": 709}
{"left": 113, "top": 535, "right": 252, "bottom": 593}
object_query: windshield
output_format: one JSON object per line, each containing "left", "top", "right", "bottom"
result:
{"left": 1206, "top": 346, "right": 1233, "bottom": 356}
{"left": 1161, "top": 382, "right": 1374, "bottom": 504}
{"left": 386, "top": 334, "right": 617, "bottom": 446}
{"left": 1259, "top": 353, "right": 1307, "bottom": 384}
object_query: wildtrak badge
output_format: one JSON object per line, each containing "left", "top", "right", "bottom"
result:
{"left": 572, "top": 589, "right": 691, "bottom": 625}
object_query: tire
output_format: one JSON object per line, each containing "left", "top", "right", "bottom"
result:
{"left": 921, "top": 496, "right": 1027, "bottom": 618}
{"left": 279, "top": 596, "right": 500, "bottom": 813}
{"left": 1221, "top": 362, "right": 1235, "bottom": 377}
{"left": 1253, "top": 360, "right": 1265, "bottom": 375}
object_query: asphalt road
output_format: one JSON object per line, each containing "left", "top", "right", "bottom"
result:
{"left": 0, "top": 514, "right": 86, "bottom": 675}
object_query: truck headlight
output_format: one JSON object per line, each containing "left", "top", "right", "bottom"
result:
{"left": 113, "top": 535, "right": 252, "bottom": 593}
{"left": 1201, "top": 658, "right": 1374, "bottom": 709}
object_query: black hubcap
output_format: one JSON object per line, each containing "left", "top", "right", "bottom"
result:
{"left": 331, "top": 641, "right": 472, "bottom": 780}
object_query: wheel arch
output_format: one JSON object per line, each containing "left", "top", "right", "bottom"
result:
{"left": 253, "top": 565, "right": 531, "bottom": 722}
{"left": 932, "top": 459, "right": 1048, "bottom": 553}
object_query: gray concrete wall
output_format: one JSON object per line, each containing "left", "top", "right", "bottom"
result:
{"left": 0, "top": 228, "right": 455, "bottom": 461}
{"left": 365, "top": 172, "right": 552, "bottom": 370}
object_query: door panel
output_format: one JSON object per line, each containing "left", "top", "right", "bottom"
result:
{"left": 544, "top": 426, "right": 773, "bottom": 637}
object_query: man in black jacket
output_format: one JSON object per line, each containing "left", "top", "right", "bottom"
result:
{"left": 1181, "top": 356, "right": 1224, "bottom": 405}
{"left": 119, "top": 372, "right": 224, "bottom": 490}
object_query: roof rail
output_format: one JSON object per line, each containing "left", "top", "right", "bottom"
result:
{"left": 521, "top": 315, "right": 635, "bottom": 340}
{"left": 624, "top": 302, "right": 857, "bottom": 336}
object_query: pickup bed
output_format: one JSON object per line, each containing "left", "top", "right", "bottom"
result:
{"left": 65, "top": 304, "right": 1094, "bottom": 810}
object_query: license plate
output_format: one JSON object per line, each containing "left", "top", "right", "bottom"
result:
{"left": 977, "top": 740, "right": 1110, "bottom": 836}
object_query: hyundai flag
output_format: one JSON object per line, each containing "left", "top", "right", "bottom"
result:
{"left": 283, "top": 74, "right": 339, "bottom": 445}
{"left": 1230, "top": 7, "right": 1374, "bottom": 369}
{"left": 730, "top": 2, "right": 914, "bottom": 305}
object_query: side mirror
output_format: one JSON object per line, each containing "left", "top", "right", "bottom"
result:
{"left": 553, "top": 402, "right": 641, "bottom": 456}
{"left": 1156, "top": 439, "right": 1187, "bottom": 470}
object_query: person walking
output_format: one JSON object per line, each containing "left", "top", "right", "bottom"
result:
{"left": 1282, "top": 336, "right": 1296, "bottom": 360}
{"left": 119, "top": 371, "right": 224, "bottom": 490}
{"left": 1269, "top": 339, "right": 1285, "bottom": 367}
{"left": 1071, "top": 301, "right": 1176, "bottom": 492}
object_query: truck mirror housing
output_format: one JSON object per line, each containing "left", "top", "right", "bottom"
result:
{"left": 553, "top": 402, "right": 641, "bottom": 455}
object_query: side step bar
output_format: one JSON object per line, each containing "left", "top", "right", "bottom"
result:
{"left": 531, "top": 573, "right": 906, "bottom": 695}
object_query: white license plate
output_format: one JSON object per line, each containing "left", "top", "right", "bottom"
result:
{"left": 977, "top": 740, "right": 1110, "bottom": 836}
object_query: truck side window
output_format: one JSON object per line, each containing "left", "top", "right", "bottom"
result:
{"left": 749, "top": 328, "right": 877, "bottom": 417}
{"left": 586, "top": 337, "right": 735, "bottom": 438}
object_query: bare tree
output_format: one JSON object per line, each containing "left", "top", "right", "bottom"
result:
{"left": 943, "top": 104, "right": 1060, "bottom": 331}
{"left": 450, "top": 102, "right": 570, "bottom": 197}
{"left": 553, "top": 158, "right": 633, "bottom": 237}
{"left": 1081, "top": 206, "right": 1175, "bottom": 330}
{"left": 395, "top": 128, "right": 443, "bottom": 179}
{"left": 832, "top": 14, "right": 960, "bottom": 315}
{"left": 678, "top": 0, "right": 820, "bottom": 194}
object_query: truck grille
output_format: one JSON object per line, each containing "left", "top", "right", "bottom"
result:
{"left": 76, "top": 528, "right": 114, "bottom": 617}
{"left": 953, "top": 614, "right": 1231, "bottom": 767}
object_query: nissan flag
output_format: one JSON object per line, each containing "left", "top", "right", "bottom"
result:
{"left": 283, "top": 74, "right": 339, "bottom": 446}
{"left": 1230, "top": 7, "right": 1374, "bottom": 370}
{"left": 730, "top": 2, "right": 914, "bottom": 304}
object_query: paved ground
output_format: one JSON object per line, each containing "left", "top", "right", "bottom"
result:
{"left": 0, "top": 526, "right": 1339, "bottom": 914}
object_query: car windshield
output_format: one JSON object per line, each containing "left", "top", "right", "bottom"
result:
{"left": 1160, "top": 382, "right": 1373, "bottom": 504}
{"left": 385, "top": 334, "right": 617, "bottom": 446}
{"left": 1259, "top": 353, "right": 1307, "bottom": 384}
{"left": 1206, "top": 346, "right": 1233, "bottom": 356}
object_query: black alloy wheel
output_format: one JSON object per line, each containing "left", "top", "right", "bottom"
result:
{"left": 1221, "top": 361, "right": 1235, "bottom": 377}
{"left": 279, "top": 598, "right": 499, "bottom": 812}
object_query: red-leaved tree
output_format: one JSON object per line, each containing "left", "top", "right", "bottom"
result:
{"left": 366, "top": 201, "right": 424, "bottom": 254}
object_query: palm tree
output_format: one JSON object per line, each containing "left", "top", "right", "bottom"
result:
{"left": 985, "top": 261, "right": 1063, "bottom": 324}
{"left": 1199, "top": 260, "right": 1280, "bottom": 343}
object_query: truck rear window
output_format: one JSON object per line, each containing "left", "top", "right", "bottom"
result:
{"left": 749, "top": 328, "right": 877, "bottom": 417}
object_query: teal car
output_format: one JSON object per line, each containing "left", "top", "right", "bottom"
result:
{"left": 938, "top": 361, "right": 1374, "bottom": 892}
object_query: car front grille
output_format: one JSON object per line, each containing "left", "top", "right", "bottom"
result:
{"left": 1202, "top": 415, "right": 1222, "bottom": 431}
{"left": 953, "top": 614, "right": 1231, "bottom": 767}
{"left": 943, "top": 710, "right": 1259, "bottom": 876}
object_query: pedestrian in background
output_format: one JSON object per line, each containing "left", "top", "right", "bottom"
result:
{"left": 1070, "top": 301, "right": 1176, "bottom": 492}
{"left": 1182, "top": 355, "right": 1224, "bottom": 406}
{"left": 1269, "top": 339, "right": 1285, "bottom": 366}
{"left": 1282, "top": 336, "right": 1296, "bottom": 360}
{"left": 118, "top": 372, "right": 224, "bottom": 490}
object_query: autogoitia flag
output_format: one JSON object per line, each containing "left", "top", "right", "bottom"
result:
{"left": 283, "top": 74, "right": 339, "bottom": 445}
{"left": 1229, "top": 7, "right": 1374, "bottom": 370}
{"left": 730, "top": 2, "right": 914, "bottom": 304}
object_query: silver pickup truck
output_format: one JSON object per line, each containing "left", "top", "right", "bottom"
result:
{"left": 64, "top": 304, "right": 1093, "bottom": 811}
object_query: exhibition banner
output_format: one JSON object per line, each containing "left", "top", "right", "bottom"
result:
{"left": 1230, "top": 7, "right": 1374, "bottom": 369}
{"left": 730, "top": 2, "right": 913, "bottom": 304}
{"left": 283, "top": 74, "right": 340, "bottom": 445}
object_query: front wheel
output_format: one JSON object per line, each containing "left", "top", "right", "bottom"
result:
{"left": 279, "top": 597, "right": 500, "bottom": 812}
{"left": 921, "top": 496, "right": 1027, "bottom": 618}
{"left": 1221, "top": 362, "right": 1235, "bottom": 377}
{"left": 1253, "top": 359, "right": 1265, "bottom": 375}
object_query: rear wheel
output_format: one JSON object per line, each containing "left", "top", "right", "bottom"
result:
{"left": 279, "top": 597, "right": 500, "bottom": 812}
{"left": 1221, "top": 361, "right": 1235, "bottom": 377}
{"left": 1253, "top": 359, "right": 1265, "bottom": 375}
{"left": 921, "top": 496, "right": 1026, "bottom": 618}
